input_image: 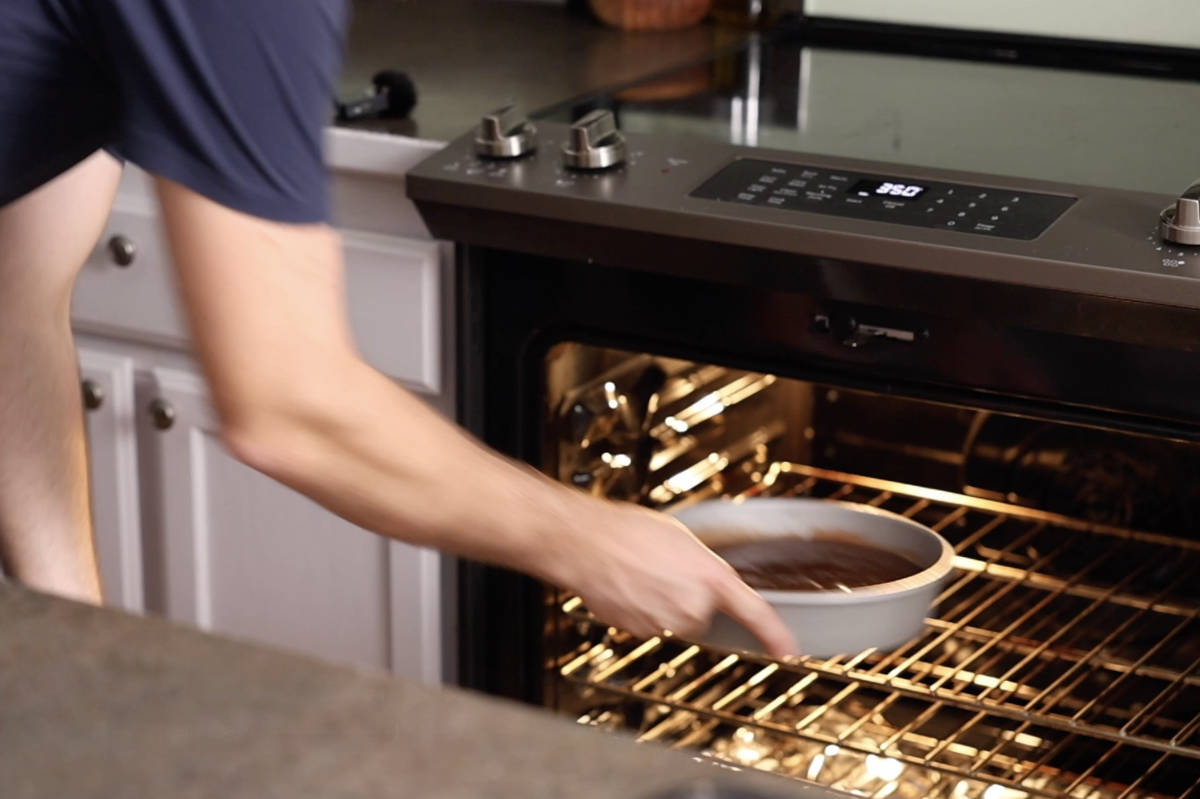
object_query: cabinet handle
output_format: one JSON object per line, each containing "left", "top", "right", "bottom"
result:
{"left": 148, "top": 399, "right": 175, "bottom": 430}
{"left": 82, "top": 380, "right": 104, "bottom": 411}
{"left": 107, "top": 234, "right": 136, "bottom": 267}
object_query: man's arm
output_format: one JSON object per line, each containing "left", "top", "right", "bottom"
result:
{"left": 155, "top": 178, "right": 798, "bottom": 656}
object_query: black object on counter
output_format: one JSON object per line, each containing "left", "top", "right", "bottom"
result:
{"left": 334, "top": 69, "right": 417, "bottom": 121}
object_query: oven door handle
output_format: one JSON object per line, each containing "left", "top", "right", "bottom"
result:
{"left": 812, "top": 313, "right": 929, "bottom": 349}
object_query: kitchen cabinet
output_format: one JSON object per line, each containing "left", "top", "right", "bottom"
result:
{"left": 78, "top": 345, "right": 144, "bottom": 614}
{"left": 133, "top": 365, "right": 400, "bottom": 671}
{"left": 70, "top": 131, "right": 452, "bottom": 682}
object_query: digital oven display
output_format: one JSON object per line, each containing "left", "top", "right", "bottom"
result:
{"left": 850, "top": 179, "right": 928, "bottom": 199}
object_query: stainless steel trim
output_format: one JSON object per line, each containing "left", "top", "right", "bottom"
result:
{"left": 474, "top": 104, "right": 537, "bottom": 159}
{"left": 1159, "top": 183, "right": 1200, "bottom": 246}
{"left": 562, "top": 109, "right": 626, "bottom": 171}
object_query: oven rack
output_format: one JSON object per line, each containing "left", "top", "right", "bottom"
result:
{"left": 554, "top": 462, "right": 1200, "bottom": 798}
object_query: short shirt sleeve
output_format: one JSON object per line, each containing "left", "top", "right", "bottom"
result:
{"left": 101, "top": 0, "right": 349, "bottom": 223}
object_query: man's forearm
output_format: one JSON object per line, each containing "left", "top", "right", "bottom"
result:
{"left": 156, "top": 182, "right": 797, "bottom": 655}
{"left": 223, "top": 357, "right": 586, "bottom": 587}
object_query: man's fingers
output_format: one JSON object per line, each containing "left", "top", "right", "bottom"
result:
{"left": 716, "top": 576, "right": 799, "bottom": 658}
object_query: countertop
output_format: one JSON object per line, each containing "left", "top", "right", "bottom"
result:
{"left": 336, "top": 0, "right": 735, "bottom": 143}
{"left": 0, "top": 583, "right": 838, "bottom": 799}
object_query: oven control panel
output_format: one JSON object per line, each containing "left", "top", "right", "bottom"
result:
{"left": 692, "top": 158, "right": 1077, "bottom": 240}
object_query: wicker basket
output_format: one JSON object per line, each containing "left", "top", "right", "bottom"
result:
{"left": 588, "top": 0, "right": 713, "bottom": 31}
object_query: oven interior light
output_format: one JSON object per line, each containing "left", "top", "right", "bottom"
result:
{"left": 664, "top": 415, "right": 689, "bottom": 433}
{"left": 695, "top": 391, "right": 727, "bottom": 415}
{"left": 983, "top": 784, "right": 1028, "bottom": 799}
{"left": 729, "top": 727, "right": 769, "bottom": 766}
{"left": 603, "top": 381, "right": 620, "bottom": 410}
{"left": 865, "top": 754, "right": 904, "bottom": 781}
{"left": 599, "top": 452, "right": 632, "bottom": 468}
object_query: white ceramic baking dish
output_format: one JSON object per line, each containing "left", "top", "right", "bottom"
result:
{"left": 672, "top": 497, "right": 956, "bottom": 658}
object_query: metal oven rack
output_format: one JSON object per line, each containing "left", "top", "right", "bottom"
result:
{"left": 552, "top": 463, "right": 1200, "bottom": 799}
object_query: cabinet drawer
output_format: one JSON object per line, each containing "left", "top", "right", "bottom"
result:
{"left": 72, "top": 203, "right": 186, "bottom": 347}
{"left": 342, "top": 231, "right": 443, "bottom": 394}
{"left": 71, "top": 210, "right": 443, "bottom": 393}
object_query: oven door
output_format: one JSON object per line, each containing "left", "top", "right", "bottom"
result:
{"left": 455, "top": 243, "right": 1200, "bottom": 798}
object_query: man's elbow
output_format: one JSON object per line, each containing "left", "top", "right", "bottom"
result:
{"left": 220, "top": 413, "right": 285, "bottom": 479}
{"left": 215, "top": 388, "right": 330, "bottom": 485}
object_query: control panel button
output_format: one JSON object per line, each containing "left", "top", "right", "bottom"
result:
{"left": 691, "top": 158, "right": 1076, "bottom": 240}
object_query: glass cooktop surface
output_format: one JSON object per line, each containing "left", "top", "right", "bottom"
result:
{"left": 537, "top": 34, "right": 1200, "bottom": 196}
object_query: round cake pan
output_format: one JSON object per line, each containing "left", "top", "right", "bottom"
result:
{"left": 672, "top": 497, "right": 956, "bottom": 658}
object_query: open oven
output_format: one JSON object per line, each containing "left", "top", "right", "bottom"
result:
{"left": 407, "top": 33, "right": 1200, "bottom": 798}
{"left": 432, "top": 241, "right": 1200, "bottom": 799}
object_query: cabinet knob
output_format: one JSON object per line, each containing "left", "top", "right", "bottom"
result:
{"left": 82, "top": 380, "right": 104, "bottom": 411}
{"left": 148, "top": 398, "right": 175, "bottom": 430}
{"left": 107, "top": 234, "right": 136, "bottom": 267}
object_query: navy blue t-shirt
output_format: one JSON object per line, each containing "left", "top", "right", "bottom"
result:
{"left": 0, "top": 0, "right": 349, "bottom": 223}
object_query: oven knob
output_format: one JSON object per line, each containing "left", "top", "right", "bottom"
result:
{"left": 1159, "top": 178, "right": 1200, "bottom": 246}
{"left": 562, "top": 109, "right": 626, "bottom": 171}
{"left": 474, "top": 104, "right": 537, "bottom": 159}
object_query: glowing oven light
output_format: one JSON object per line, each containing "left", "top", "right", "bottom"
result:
{"left": 603, "top": 381, "right": 620, "bottom": 410}
{"left": 694, "top": 392, "right": 726, "bottom": 415}
{"left": 729, "top": 727, "right": 768, "bottom": 766}
{"left": 599, "top": 452, "right": 632, "bottom": 468}
{"left": 664, "top": 416, "right": 689, "bottom": 433}
{"left": 865, "top": 754, "right": 904, "bottom": 782}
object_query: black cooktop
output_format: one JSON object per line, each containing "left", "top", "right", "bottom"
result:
{"left": 537, "top": 35, "right": 1200, "bottom": 197}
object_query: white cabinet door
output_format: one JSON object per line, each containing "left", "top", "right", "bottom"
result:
{"left": 78, "top": 345, "right": 144, "bottom": 613}
{"left": 133, "top": 365, "right": 441, "bottom": 678}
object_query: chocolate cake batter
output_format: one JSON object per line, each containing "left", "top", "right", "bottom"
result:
{"left": 713, "top": 534, "right": 923, "bottom": 592}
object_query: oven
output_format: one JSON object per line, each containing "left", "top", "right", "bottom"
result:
{"left": 407, "top": 32, "right": 1200, "bottom": 799}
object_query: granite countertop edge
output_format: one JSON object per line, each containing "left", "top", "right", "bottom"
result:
{"left": 0, "top": 583, "right": 843, "bottom": 799}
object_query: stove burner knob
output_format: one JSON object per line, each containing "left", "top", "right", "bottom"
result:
{"left": 474, "top": 104, "right": 537, "bottom": 159}
{"left": 562, "top": 109, "right": 626, "bottom": 171}
{"left": 1159, "top": 179, "right": 1200, "bottom": 246}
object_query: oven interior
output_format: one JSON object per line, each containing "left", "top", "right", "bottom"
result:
{"left": 542, "top": 342, "right": 1200, "bottom": 799}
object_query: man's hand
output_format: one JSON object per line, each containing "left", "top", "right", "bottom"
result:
{"left": 550, "top": 500, "right": 799, "bottom": 657}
